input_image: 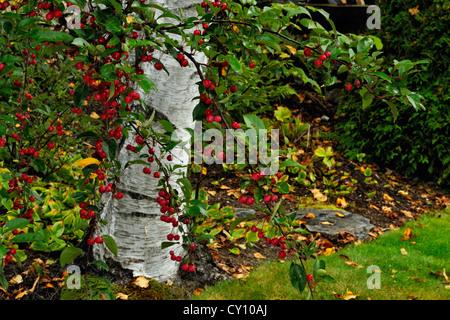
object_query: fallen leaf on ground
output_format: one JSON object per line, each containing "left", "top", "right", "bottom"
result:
{"left": 321, "top": 221, "right": 336, "bottom": 226}
{"left": 332, "top": 289, "right": 360, "bottom": 300}
{"left": 335, "top": 211, "right": 345, "bottom": 218}
{"left": 339, "top": 254, "right": 350, "bottom": 261}
{"left": 382, "top": 206, "right": 392, "bottom": 214}
{"left": 411, "top": 277, "right": 425, "bottom": 283}
{"left": 311, "top": 188, "right": 327, "bottom": 202}
{"left": 383, "top": 193, "right": 394, "bottom": 201}
{"left": 303, "top": 213, "right": 315, "bottom": 219}
{"left": 345, "top": 261, "right": 363, "bottom": 269}
{"left": 9, "top": 275, "right": 23, "bottom": 286}
{"left": 322, "top": 247, "right": 335, "bottom": 256}
{"left": 132, "top": 276, "right": 150, "bottom": 288}
{"left": 336, "top": 197, "right": 348, "bottom": 208}
{"left": 401, "top": 227, "right": 413, "bottom": 241}
{"left": 400, "top": 248, "right": 408, "bottom": 255}
{"left": 15, "top": 290, "right": 28, "bottom": 300}
{"left": 282, "top": 194, "right": 295, "bottom": 200}
{"left": 401, "top": 210, "right": 414, "bottom": 218}
{"left": 115, "top": 293, "right": 128, "bottom": 300}
{"left": 253, "top": 252, "right": 266, "bottom": 259}
{"left": 193, "top": 288, "right": 204, "bottom": 296}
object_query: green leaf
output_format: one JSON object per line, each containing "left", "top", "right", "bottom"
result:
{"left": 178, "top": 178, "right": 193, "bottom": 201}
{"left": 245, "top": 230, "right": 259, "bottom": 242}
{"left": 372, "top": 71, "right": 391, "bottom": 83}
{"left": 0, "top": 273, "right": 8, "bottom": 291}
{"left": 4, "top": 218, "right": 30, "bottom": 232}
{"left": 406, "top": 92, "right": 425, "bottom": 111}
{"left": 313, "top": 259, "right": 325, "bottom": 276}
{"left": 101, "top": 63, "right": 117, "bottom": 82}
{"left": 243, "top": 114, "right": 265, "bottom": 131}
{"left": 105, "top": 17, "right": 122, "bottom": 33}
{"left": 286, "top": 7, "right": 311, "bottom": 19}
{"left": 60, "top": 246, "right": 83, "bottom": 268}
{"left": 107, "top": 0, "right": 122, "bottom": 15}
{"left": 0, "top": 245, "right": 6, "bottom": 259}
{"left": 72, "top": 192, "right": 88, "bottom": 203}
{"left": 280, "top": 160, "right": 305, "bottom": 169}
{"left": 101, "top": 234, "right": 118, "bottom": 257}
{"left": 364, "top": 168, "right": 372, "bottom": 177}
{"left": 82, "top": 163, "right": 99, "bottom": 178}
{"left": 384, "top": 100, "right": 398, "bottom": 122}
{"left": 74, "top": 84, "right": 90, "bottom": 107}
{"left": 289, "top": 262, "right": 307, "bottom": 293}
{"left": 103, "top": 139, "right": 118, "bottom": 161}
{"left": 33, "top": 31, "right": 74, "bottom": 42}
{"left": 161, "top": 241, "right": 177, "bottom": 249}
{"left": 12, "top": 232, "right": 43, "bottom": 243}
{"left": 227, "top": 56, "right": 241, "bottom": 71}
{"left": 91, "top": 260, "right": 110, "bottom": 271}
{"left": 255, "top": 34, "right": 281, "bottom": 52}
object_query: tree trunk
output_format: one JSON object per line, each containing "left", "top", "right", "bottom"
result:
{"left": 94, "top": 1, "right": 205, "bottom": 282}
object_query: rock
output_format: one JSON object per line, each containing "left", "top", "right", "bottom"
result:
{"left": 234, "top": 207, "right": 257, "bottom": 218}
{"left": 295, "top": 208, "right": 375, "bottom": 240}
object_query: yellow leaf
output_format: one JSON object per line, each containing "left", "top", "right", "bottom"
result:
{"left": 335, "top": 211, "right": 345, "bottom": 218}
{"left": 115, "top": 293, "right": 129, "bottom": 300}
{"left": 409, "top": 6, "right": 419, "bottom": 15}
{"left": 132, "top": 276, "right": 150, "bottom": 288}
{"left": 9, "top": 275, "right": 23, "bottom": 285}
{"left": 303, "top": 213, "right": 315, "bottom": 219}
{"left": 321, "top": 221, "right": 336, "bottom": 226}
{"left": 193, "top": 288, "right": 204, "bottom": 296}
{"left": 285, "top": 45, "right": 297, "bottom": 55}
{"left": 333, "top": 289, "right": 360, "bottom": 300}
{"left": 400, "top": 248, "right": 408, "bottom": 255}
{"left": 383, "top": 193, "right": 394, "bottom": 201}
{"left": 311, "top": 188, "right": 327, "bottom": 202}
{"left": 401, "top": 227, "right": 413, "bottom": 241}
{"left": 126, "top": 15, "right": 135, "bottom": 24}
{"left": 253, "top": 252, "right": 266, "bottom": 259}
{"left": 336, "top": 197, "right": 348, "bottom": 208}
{"left": 90, "top": 112, "right": 100, "bottom": 119}
{"left": 279, "top": 52, "right": 291, "bottom": 59}
{"left": 202, "top": 166, "right": 207, "bottom": 175}
{"left": 15, "top": 290, "right": 29, "bottom": 300}
{"left": 74, "top": 157, "right": 100, "bottom": 168}
{"left": 345, "top": 261, "right": 363, "bottom": 268}
{"left": 323, "top": 247, "right": 335, "bottom": 256}
{"left": 232, "top": 25, "right": 240, "bottom": 33}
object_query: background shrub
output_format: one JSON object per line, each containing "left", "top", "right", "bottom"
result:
{"left": 333, "top": 0, "right": 449, "bottom": 187}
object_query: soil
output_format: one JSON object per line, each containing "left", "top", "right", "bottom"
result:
{"left": 1, "top": 93, "right": 448, "bottom": 301}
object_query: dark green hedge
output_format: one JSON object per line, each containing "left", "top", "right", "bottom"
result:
{"left": 333, "top": 0, "right": 450, "bottom": 187}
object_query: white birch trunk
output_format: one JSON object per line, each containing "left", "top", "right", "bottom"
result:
{"left": 94, "top": 1, "right": 205, "bottom": 282}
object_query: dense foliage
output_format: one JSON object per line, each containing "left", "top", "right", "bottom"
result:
{"left": 334, "top": 0, "right": 449, "bottom": 187}
{"left": 0, "top": 0, "right": 429, "bottom": 299}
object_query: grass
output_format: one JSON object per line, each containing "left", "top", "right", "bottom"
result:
{"left": 195, "top": 209, "right": 450, "bottom": 300}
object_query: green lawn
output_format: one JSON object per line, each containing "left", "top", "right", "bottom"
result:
{"left": 195, "top": 210, "right": 450, "bottom": 300}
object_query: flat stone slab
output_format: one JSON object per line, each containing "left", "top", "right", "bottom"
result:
{"left": 295, "top": 209, "right": 375, "bottom": 240}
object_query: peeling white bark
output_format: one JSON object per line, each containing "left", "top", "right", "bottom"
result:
{"left": 94, "top": 1, "right": 205, "bottom": 282}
